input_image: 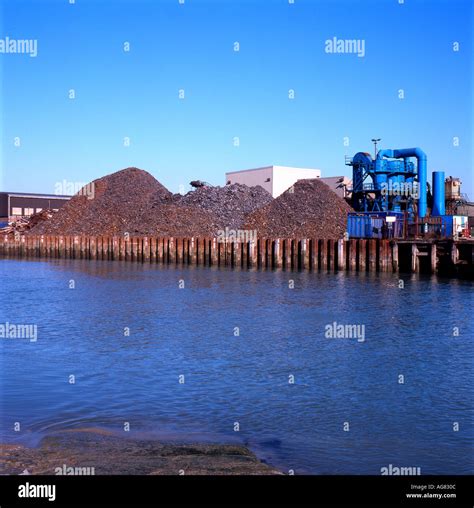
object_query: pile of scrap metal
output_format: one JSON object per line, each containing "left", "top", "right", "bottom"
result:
{"left": 0, "top": 209, "right": 55, "bottom": 235}
{"left": 190, "top": 180, "right": 212, "bottom": 188}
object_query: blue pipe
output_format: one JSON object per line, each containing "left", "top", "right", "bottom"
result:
{"left": 377, "top": 147, "right": 427, "bottom": 218}
{"left": 432, "top": 171, "right": 445, "bottom": 216}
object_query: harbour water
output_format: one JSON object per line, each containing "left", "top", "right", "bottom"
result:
{"left": 0, "top": 259, "right": 472, "bottom": 474}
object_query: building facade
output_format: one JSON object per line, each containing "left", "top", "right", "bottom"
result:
{"left": 0, "top": 192, "right": 70, "bottom": 223}
{"left": 225, "top": 165, "right": 321, "bottom": 198}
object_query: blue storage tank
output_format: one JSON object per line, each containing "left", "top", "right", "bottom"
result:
{"left": 432, "top": 171, "right": 445, "bottom": 216}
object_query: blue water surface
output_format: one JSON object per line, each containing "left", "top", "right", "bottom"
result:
{"left": 0, "top": 258, "right": 472, "bottom": 474}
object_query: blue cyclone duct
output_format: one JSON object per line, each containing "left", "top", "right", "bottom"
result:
{"left": 377, "top": 148, "right": 427, "bottom": 218}
{"left": 432, "top": 171, "right": 445, "bottom": 216}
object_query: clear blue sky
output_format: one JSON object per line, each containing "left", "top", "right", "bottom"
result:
{"left": 1, "top": 0, "right": 472, "bottom": 196}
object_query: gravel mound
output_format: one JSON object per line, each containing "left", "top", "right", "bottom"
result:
{"left": 244, "top": 179, "right": 351, "bottom": 239}
{"left": 176, "top": 183, "right": 273, "bottom": 231}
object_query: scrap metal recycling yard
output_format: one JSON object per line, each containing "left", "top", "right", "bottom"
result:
{"left": 2, "top": 145, "right": 473, "bottom": 277}
{"left": 2, "top": 166, "right": 349, "bottom": 238}
{"left": 1, "top": 0, "right": 473, "bottom": 505}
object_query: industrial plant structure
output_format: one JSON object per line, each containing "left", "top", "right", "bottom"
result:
{"left": 1, "top": 150, "right": 472, "bottom": 241}
{"left": 345, "top": 146, "right": 471, "bottom": 239}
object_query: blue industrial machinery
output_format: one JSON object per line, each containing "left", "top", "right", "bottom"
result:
{"left": 346, "top": 146, "right": 427, "bottom": 238}
{"left": 347, "top": 147, "right": 427, "bottom": 218}
{"left": 346, "top": 146, "right": 469, "bottom": 239}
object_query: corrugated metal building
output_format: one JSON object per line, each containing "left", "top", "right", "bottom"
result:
{"left": 0, "top": 192, "right": 70, "bottom": 223}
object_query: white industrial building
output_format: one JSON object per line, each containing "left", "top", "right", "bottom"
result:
{"left": 226, "top": 165, "right": 321, "bottom": 198}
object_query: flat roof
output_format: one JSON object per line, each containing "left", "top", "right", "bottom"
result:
{"left": 226, "top": 165, "right": 273, "bottom": 175}
{"left": 0, "top": 191, "right": 71, "bottom": 199}
{"left": 226, "top": 165, "right": 320, "bottom": 175}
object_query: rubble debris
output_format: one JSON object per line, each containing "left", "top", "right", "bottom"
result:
{"left": 0, "top": 209, "right": 55, "bottom": 236}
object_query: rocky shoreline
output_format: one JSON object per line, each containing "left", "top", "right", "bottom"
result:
{"left": 0, "top": 429, "right": 281, "bottom": 475}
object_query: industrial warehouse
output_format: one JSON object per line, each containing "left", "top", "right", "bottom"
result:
{"left": 1, "top": 145, "right": 473, "bottom": 277}
{"left": 0, "top": 191, "right": 70, "bottom": 226}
